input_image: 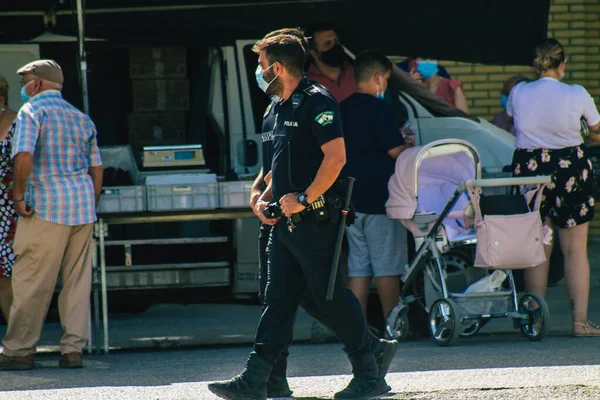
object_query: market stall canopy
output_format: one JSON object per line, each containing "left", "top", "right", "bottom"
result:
{"left": 0, "top": 0, "right": 549, "bottom": 66}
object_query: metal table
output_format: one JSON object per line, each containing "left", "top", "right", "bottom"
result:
{"left": 92, "top": 208, "right": 255, "bottom": 354}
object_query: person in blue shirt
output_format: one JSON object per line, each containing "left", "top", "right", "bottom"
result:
{"left": 340, "top": 51, "right": 412, "bottom": 328}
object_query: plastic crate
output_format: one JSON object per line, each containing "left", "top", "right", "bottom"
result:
{"left": 219, "top": 181, "right": 253, "bottom": 208}
{"left": 97, "top": 186, "right": 146, "bottom": 213}
{"left": 144, "top": 173, "right": 217, "bottom": 185}
{"left": 98, "top": 145, "right": 146, "bottom": 213}
{"left": 146, "top": 183, "right": 219, "bottom": 211}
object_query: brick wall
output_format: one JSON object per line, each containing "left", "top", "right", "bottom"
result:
{"left": 390, "top": 0, "right": 600, "bottom": 122}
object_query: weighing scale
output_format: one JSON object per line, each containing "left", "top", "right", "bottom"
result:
{"left": 142, "top": 144, "right": 205, "bottom": 168}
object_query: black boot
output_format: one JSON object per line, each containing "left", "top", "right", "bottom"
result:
{"left": 267, "top": 375, "right": 293, "bottom": 398}
{"left": 208, "top": 352, "right": 272, "bottom": 400}
{"left": 267, "top": 354, "right": 293, "bottom": 398}
{"left": 334, "top": 352, "right": 391, "bottom": 399}
{"left": 374, "top": 338, "right": 398, "bottom": 379}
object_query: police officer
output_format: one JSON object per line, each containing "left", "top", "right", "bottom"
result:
{"left": 249, "top": 28, "right": 355, "bottom": 398}
{"left": 248, "top": 28, "right": 310, "bottom": 398}
{"left": 209, "top": 33, "right": 397, "bottom": 400}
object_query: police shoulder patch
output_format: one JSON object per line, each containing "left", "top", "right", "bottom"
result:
{"left": 315, "top": 111, "right": 334, "bottom": 126}
{"left": 263, "top": 102, "right": 273, "bottom": 118}
{"left": 304, "top": 85, "right": 322, "bottom": 96}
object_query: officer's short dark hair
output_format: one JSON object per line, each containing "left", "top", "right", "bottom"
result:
{"left": 263, "top": 28, "right": 309, "bottom": 61}
{"left": 253, "top": 34, "right": 305, "bottom": 78}
{"left": 353, "top": 50, "right": 392, "bottom": 83}
{"left": 305, "top": 22, "right": 337, "bottom": 50}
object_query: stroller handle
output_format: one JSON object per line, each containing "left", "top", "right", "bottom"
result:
{"left": 463, "top": 176, "right": 551, "bottom": 189}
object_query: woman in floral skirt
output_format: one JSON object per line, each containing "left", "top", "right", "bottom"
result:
{"left": 0, "top": 77, "right": 17, "bottom": 322}
{"left": 508, "top": 39, "right": 600, "bottom": 336}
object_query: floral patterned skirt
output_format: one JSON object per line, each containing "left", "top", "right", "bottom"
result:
{"left": 512, "top": 145, "right": 594, "bottom": 229}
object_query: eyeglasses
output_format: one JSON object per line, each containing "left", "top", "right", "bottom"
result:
{"left": 20, "top": 78, "right": 35, "bottom": 87}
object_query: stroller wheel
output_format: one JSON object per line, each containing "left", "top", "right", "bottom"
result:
{"left": 385, "top": 304, "right": 410, "bottom": 341}
{"left": 518, "top": 293, "right": 550, "bottom": 341}
{"left": 428, "top": 298, "right": 461, "bottom": 346}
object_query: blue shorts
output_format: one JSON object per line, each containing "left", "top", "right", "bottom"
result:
{"left": 346, "top": 213, "right": 408, "bottom": 278}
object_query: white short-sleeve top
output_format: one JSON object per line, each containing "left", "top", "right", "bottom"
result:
{"left": 507, "top": 77, "right": 600, "bottom": 149}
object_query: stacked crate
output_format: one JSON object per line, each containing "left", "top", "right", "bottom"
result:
{"left": 128, "top": 48, "right": 188, "bottom": 150}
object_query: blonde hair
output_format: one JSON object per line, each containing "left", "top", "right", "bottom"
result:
{"left": 0, "top": 76, "right": 8, "bottom": 106}
{"left": 533, "top": 38, "right": 565, "bottom": 75}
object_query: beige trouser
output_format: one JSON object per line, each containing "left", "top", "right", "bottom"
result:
{"left": 2, "top": 215, "right": 93, "bottom": 356}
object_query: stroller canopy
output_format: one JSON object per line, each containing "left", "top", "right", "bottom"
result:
{"left": 386, "top": 139, "right": 481, "bottom": 221}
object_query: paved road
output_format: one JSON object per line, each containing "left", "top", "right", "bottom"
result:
{"left": 2, "top": 331, "right": 600, "bottom": 399}
{"left": 2, "top": 243, "right": 600, "bottom": 399}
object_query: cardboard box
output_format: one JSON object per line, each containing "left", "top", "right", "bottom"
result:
{"left": 132, "top": 79, "right": 190, "bottom": 112}
{"left": 128, "top": 112, "right": 186, "bottom": 149}
{"left": 129, "top": 47, "right": 187, "bottom": 79}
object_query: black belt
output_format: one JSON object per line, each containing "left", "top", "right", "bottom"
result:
{"left": 291, "top": 194, "right": 342, "bottom": 224}
{"left": 291, "top": 195, "right": 325, "bottom": 222}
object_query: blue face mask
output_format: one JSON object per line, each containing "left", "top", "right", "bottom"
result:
{"left": 20, "top": 86, "right": 30, "bottom": 103}
{"left": 500, "top": 95, "right": 508, "bottom": 109}
{"left": 416, "top": 61, "right": 439, "bottom": 80}
{"left": 255, "top": 64, "right": 277, "bottom": 94}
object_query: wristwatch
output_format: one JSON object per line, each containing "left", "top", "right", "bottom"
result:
{"left": 297, "top": 192, "right": 310, "bottom": 207}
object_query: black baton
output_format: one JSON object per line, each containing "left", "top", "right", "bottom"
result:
{"left": 326, "top": 177, "right": 355, "bottom": 301}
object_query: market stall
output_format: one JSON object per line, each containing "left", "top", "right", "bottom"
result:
{"left": 0, "top": 0, "right": 552, "bottom": 354}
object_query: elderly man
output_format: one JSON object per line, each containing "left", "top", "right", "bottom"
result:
{"left": 0, "top": 59, "right": 103, "bottom": 370}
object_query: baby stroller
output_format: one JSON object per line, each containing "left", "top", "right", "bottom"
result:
{"left": 385, "top": 139, "right": 551, "bottom": 346}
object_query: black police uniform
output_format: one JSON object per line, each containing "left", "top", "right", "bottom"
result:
{"left": 255, "top": 79, "right": 379, "bottom": 365}
{"left": 258, "top": 99, "right": 293, "bottom": 388}
{"left": 258, "top": 100, "right": 277, "bottom": 304}
{"left": 258, "top": 97, "right": 325, "bottom": 386}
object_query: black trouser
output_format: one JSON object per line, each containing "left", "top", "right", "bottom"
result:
{"left": 255, "top": 212, "right": 378, "bottom": 367}
{"left": 258, "top": 223, "right": 323, "bottom": 378}
{"left": 258, "top": 223, "right": 290, "bottom": 379}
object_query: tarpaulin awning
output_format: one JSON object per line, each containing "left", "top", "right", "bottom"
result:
{"left": 0, "top": 0, "right": 550, "bottom": 66}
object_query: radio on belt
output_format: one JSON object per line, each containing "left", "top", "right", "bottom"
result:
{"left": 142, "top": 144, "right": 205, "bottom": 168}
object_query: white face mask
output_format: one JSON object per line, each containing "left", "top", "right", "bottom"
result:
{"left": 255, "top": 64, "right": 278, "bottom": 94}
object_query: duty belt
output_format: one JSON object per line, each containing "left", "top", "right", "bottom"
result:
{"left": 307, "top": 195, "right": 326, "bottom": 211}
{"left": 291, "top": 194, "right": 342, "bottom": 225}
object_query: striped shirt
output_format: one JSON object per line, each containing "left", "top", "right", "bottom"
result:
{"left": 12, "top": 90, "right": 102, "bottom": 226}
